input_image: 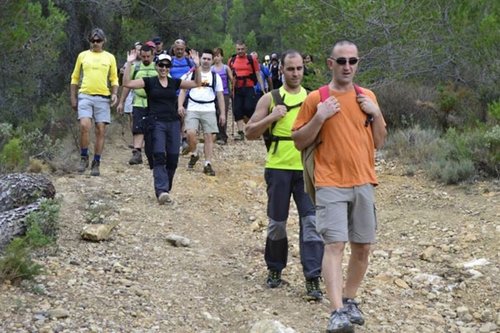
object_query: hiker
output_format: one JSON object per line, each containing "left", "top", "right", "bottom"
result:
{"left": 292, "top": 40, "right": 387, "bottom": 333}
{"left": 228, "top": 40, "right": 264, "bottom": 141}
{"left": 268, "top": 53, "right": 282, "bottom": 90}
{"left": 250, "top": 51, "right": 272, "bottom": 97}
{"left": 70, "top": 28, "right": 119, "bottom": 176}
{"left": 245, "top": 50, "right": 324, "bottom": 301}
{"left": 119, "top": 42, "right": 142, "bottom": 142}
{"left": 117, "top": 44, "right": 157, "bottom": 165}
{"left": 211, "top": 47, "right": 233, "bottom": 145}
{"left": 178, "top": 49, "right": 225, "bottom": 176}
{"left": 152, "top": 36, "right": 166, "bottom": 61}
{"left": 170, "top": 39, "right": 196, "bottom": 153}
{"left": 122, "top": 50, "right": 201, "bottom": 204}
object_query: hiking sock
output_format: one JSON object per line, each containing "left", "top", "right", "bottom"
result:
{"left": 93, "top": 154, "right": 101, "bottom": 162}
{"left": 80, "top": 148, "right": 89, "bottom": 157}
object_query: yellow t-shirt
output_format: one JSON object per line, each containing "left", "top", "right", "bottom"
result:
{"left": 70, "top": 50, "right": 119, "bottom": 96}
{"left": 293, "top": 86, "right": 383, "bottom": 187}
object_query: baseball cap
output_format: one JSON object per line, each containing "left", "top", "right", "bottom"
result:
{"left": 134, "top": 41, "right": 142, "bottom": 47}
{"left": 145, "top": 41, "right": 156, "bottom": 48}
{"left": 264, "top": 55, "right": 270, "bottom": 61}
{"left": 156, "top": 53, "right": 172, "bottom": 64}
{"left": 152, "top": 36, "right": 162, "bottom": 44}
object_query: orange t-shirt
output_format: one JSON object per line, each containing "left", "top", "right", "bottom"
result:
{"left": 228, "top": 55, "right": 260, "bottom": 88}
{"left": 293, "top": 87, "right": 383, "bottom": 188}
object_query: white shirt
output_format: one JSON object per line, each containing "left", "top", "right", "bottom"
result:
{"left": 185, "top": 70, "right": 223, "bottom": 112}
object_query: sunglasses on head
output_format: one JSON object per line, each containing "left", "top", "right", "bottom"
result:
{"left": 331, "top": 57, "right": 359, "bottom": 65}
{"left": 91, "top": 39, "right": 103, "bottom": 44}
{"left": 157, "top": 62, "right": 171, "bottom": 68}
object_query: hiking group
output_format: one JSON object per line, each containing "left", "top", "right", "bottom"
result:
{"left": 69, "top": 28, "right": 387, "bottom": 333}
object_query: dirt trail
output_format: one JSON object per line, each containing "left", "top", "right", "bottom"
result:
{"left": 0, "top": 126, "right": 499, "bottom": 333}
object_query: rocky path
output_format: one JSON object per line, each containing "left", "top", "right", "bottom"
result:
{"left": 0, "top": 128, "right": 499, "bottom": 333}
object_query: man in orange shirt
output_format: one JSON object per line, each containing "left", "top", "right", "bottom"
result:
{"left": 228, "top": 40, "right": 264, "bottom": 141}
{"left": 292, "top": 40, "right": 387, "bottom": 333}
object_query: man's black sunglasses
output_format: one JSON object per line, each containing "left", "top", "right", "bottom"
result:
{"left": 91, "top": 39, "right": 103, "bottom": 43}
{"left": 330, "top": 57, "right": 359, "bottom": 65}
{"left": 157, "top": 62, "right": 171, "bottom": 68}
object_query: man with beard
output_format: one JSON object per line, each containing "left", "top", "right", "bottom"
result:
{"left": 117, "top": 45, "right": 157, "bottom": 165}
{"left": 245, "top": 50, "right": 324, "bottom": 301}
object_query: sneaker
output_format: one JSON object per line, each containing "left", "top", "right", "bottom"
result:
{"left": 305, "top": 277, "right": 323, "bottom": 301}
{"left": 266, "top": 270, "right": 282, "bottom": 288}
{"left": 158, "top": 192, "right": 172, "bottom": 205}
{"left": 326, "top": 308, "right": 354, "bottom": 333}
{"left": 129, "top": 149, "right": 143, "bottom": 165}
{"left": 77, "top": 155, "right": 89, "bottom": 173}
{"left": 216, "top": 139, "right": 227, "bottom": 145}
{"left": 203, "top": 163, "right": 215, "bottom": 176}
{"left": 181, "top": 139, "right": 190, "bottom": 155}
{"left": 90, "top": 160, "right": 100, "bottom": 176}
{"left": 234, "top": 130, "right": 245, "bottom": 141}
{"left": 187, "top": 154, "right": 199, "bottom": 169}
{"left": 343, "top": 298, "right": 365, "bottom": 325}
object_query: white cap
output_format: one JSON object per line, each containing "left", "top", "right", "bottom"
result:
{"left": 156, "top": 53, "right": 172, "bottom": 63}
{"left": 264, "top": 55, "right": 270, "bottom": 61}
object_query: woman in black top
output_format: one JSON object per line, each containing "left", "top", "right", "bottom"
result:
{"left": 123, "top": 50, "right": 201, "bottom": 204}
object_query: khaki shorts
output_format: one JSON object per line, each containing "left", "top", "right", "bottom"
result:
{"left": 316, "top": 184, "right": 377, "bottom": 244}
{"left": 77, "top": 93, "right": 111, "bottom": 123}
{"left": 184, "top": 110, "right": 219, "bottom": 134}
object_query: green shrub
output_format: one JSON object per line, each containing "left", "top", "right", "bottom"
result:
{"left": 384, "top": 126, "right": 441, "bottom": 162}
{"left": 0, "top": 137, "right": 26, "bottom": 172}
{"left": 487, "top": 100, "right": 500, "bottom": 122}
{"left": 428, "top": 159, "right": 475, "bottom": 184}
{"left": 0, "top": 198, "right": 60, "bottom": 284}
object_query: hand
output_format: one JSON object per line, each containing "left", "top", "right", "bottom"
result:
{"left": 357, "top": 94, "right": 380, "bottom": 117}
{"left": 219, "top": 116, "right": 226, "bottom": 126}
{"left": 189, "top": 49, "right": 200, "bottom": 67}
{"left": 178, "top": 106, "right": 186, "bottom": 118}
{"left": 116, "top": 103, "right": 124, "bottom": 114}
{"left": 71, "top": 99, "right": 78, "bottom": 112}
{"left": 111, "top": 94, "right": 118, "bottom": 107}
{"left": 127, "top": 49, "right": 137, "bottom": 63}
{"left": 270, "top": 105, "right": 287, "bottom": 121}
{"left": 316, "top": 96, "right": 340, "bottom": 121}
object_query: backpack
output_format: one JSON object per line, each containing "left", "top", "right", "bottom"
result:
{"left": 229, "top": 54, "right": 257, "bottom": 87}
{"left": 187, "top": 71, "right": 218, "bottom": 104}
{"left": 301, "top": 84, "right": 365, "bottom": 204}
{"left": 263, "top": 89, "right": 303, "bottom": 154}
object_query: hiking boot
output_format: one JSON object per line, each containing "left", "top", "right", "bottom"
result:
{"left": 158, "top": 192, "right": 172, "bottom": 205}
{"left": 129, "top": 149, "right": 143, "bottom": 165}
{"left": 326, "top": 308, "right": 354, "bottom": 333}
{"left": 234, "top": 130, "right": 245, "bottom": 141}
{"left": 90, "top": 160, "right": 100, "bottom": 176}
{"left": 343, "top": 298, "right": 365, "bottom": 325}
{"left": 266, "top": 270, "right": 282, "bottom": 288}
{"left": 216, "top": 139, "right": 227, "bottom": 145}
{"left": 77, "top": 155, "right": 89, "bottom": 173}
{"left": 187, "top": 154, "right": 199, "bottom": 170}
{"left": 203, "top": 163, "right": 215, "bottom": 176}
{"left": 181, "top": 139, "right": 190, "bottom": 155}
{"left": 305, "top": 277, "right": 323, "bottom": 301}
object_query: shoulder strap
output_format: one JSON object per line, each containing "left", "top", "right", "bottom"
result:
{"left": 211, "top": 72, "right": 217, "bottom": 95}
{"left": 132, "top": 62, "right": 141, "bottom": 80}
{"left": 318, "top": 85, "right": 330, "bottom": 102}
{"left": 270, "top": 89, "right": 284, "bottom": 107}
{"left": 247, "top": 54, "right": 256, "bottom": 73}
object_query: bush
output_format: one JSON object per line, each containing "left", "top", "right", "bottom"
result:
{"left": 0, "top": 138, "right": 26, "bottom": 172}
{"left": 0, "top": 198, "right": 60, "bottom": 284}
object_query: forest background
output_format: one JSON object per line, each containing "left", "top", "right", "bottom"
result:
{"left": 0, "top": 0, "right": 499, "bottom": 182}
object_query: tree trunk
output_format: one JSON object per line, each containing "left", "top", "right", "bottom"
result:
{"left": 0, "top": 173, "right": 56, "bottom": 251}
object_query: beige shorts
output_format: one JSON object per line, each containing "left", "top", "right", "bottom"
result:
{"left": 315, "top": 184, "right": 377, "bottom": 244}
{"left": 184, "top": 110, "right": 218, "bottom": 134}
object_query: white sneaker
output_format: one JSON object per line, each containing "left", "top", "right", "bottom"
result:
{"left": 158, "top": 192, "right": 172, "bottom": 205}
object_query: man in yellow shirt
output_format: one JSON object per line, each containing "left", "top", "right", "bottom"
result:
{"left": 70, "top": 28, "right": 119, "bottom": 176}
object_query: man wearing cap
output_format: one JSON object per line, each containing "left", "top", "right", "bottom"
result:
{"left": 117, "top": 44, "right": 157, "bottom": 165}
{"left": 152, "top": 36, "right": 165, "bottom": 61}
{"left": 122, "top": 49, "right": 202, "bottom": 204}
{"left": 70, "top": 28, "right": 119, "bottom": 176}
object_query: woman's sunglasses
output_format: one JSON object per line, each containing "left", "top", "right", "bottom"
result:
{"left": 157, "top": 62, "right": 171, "bottom": 68}
{"left": 330, "top": 57, "right": 359, "bottom": 65}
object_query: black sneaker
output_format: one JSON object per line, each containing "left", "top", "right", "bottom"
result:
{"left": 90, "top": 160, "right": 100, "bottom": 176}
{"left": 129, "top": 149, "right": 143, "bottom": 165}
{"left": 343, "top": 298, "right": 365, "bottom": 325}
{"left": 305, "top": 277, "right": 323, "bottom": 301}
{"left": 326, "top": 308, "right": 354, "bottom": 333}
{"left": 77, "top": 155, "right": 89, "bottom": 173}
{"left": 187, "top": 154, "right": 199, "bottom": 169}
{"left": 266, "top": 270, "right": 282, "bottom": 288}
{"left": 234, "top": 130, "right": 245, "bottom": 141}
{"left": 203, "top": 163, "right": 215, "bottom": 176}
